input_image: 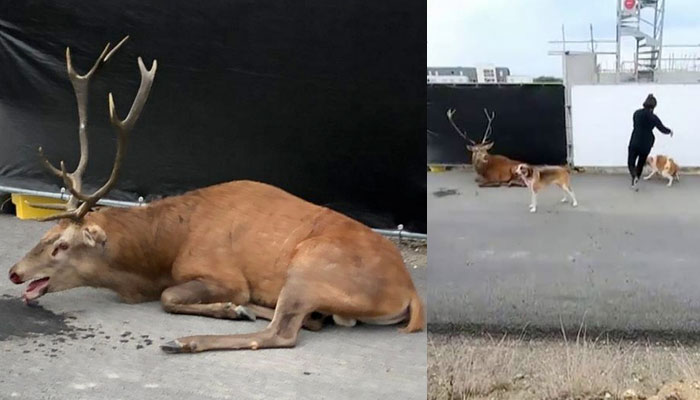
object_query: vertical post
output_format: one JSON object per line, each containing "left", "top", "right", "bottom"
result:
{"left": 590, "top": 23, "right": 599, "bottom": 83}
{"left": 615, "top": 0, "right": 621, "bottom": 83}
{"left": 561, "top": 24, "right": 573, "bottom": 166}
{"left": 634, "top": 38, "right": 640, "bottom": 82}
{"left": 635, "top": 0, "right": 641, "bottom": 82}
{"left": 561, "top": 24, "right": 566, "bottom": 54}
{"left": 657, "top": 0, "right": 666, "bottom": 75}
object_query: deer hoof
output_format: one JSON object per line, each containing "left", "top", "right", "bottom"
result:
{"left": 161, "top": 340, "right": 189, "bottom": 354}
{"left": 235, "top": 305, "right": 256, "bottom": 321}
{"left": 529, "top": 207, "right": 536, "bottom": 213}
{"left": 572, "top": 202, "right": 578, "bottom": 207}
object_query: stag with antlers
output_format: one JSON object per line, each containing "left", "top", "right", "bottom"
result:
{"left": 31, "top": 35, "right": 155, "bottom": 218}
{"left": 446, "top": 108, "right": 525, "bottom": 187}
{"left": 7, "top": 38, "right": 424, "bottom": 354}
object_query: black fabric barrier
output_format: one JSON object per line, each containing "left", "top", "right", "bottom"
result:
{"left": 0, "top": 0, "right": 426, "bottom": 232}
{"left": 427, "top": 84, "right": 566, "bottom": 166}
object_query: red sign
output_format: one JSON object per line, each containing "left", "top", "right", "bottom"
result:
{"left": 624, "top": 0, "right": 636, "bottom": 10}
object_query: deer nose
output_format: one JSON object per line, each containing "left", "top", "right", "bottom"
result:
{"left": 8, "top": 267, "right": 23, "bottom": 284}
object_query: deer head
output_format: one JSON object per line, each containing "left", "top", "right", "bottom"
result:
{"left": 8, "top": 37, "right": 157, "bottom": 302}
{"left": 446, "top": 108, "right": 496, "bottom": 164}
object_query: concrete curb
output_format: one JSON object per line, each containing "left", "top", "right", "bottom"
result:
{"left": 427, "top": 164, "right": 700, "bottom": 175}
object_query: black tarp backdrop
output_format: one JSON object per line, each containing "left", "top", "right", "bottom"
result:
{"left": 0, "top": 0, "right": 426, "bottom": 232}
{"left": 427, "top": 84, "right": 567, "bottom": 166}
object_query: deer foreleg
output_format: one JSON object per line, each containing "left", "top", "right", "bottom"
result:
{"left": 478, "top": 180, "right": 503, "bottom": 187}
{"left": 161, "top": 280, "right": 325, "bottom": 331}
{"left": 507, "top": 177, "right": 526, "bottom": 187}
{"left": 160, "top": 280, "right": 256, "bottom": 321}
{"left": 161, "top": 282, "right": 315, "bottom": 353}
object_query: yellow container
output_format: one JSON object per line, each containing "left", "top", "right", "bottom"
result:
{"left": 428, "top": 165, "right": 446, "bottom": 173}
{"left": 11, "top": 194, "right": 67, "bottom": 220}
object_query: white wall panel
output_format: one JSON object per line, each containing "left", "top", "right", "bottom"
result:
{"left": 572, "top": 84, "right": 700, "bottom": 167}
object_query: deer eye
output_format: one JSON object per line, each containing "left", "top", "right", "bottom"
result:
{"left": 52, "top": 242, "right": 69, "bottom": 257}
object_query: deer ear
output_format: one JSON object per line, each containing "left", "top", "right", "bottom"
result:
{"left": 483, "top": 142, "right": 495, "bottom": 150}
{"left": 82, "top": 224, "right": 107, "bottom": 247}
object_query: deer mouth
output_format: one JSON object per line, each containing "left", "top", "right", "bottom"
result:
{"left": 22, "top": 277, "right": 50, "bottom": 303}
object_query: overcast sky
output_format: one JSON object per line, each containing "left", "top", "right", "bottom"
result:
{"left": 427, "top": 0, "right": 700, "bottom": 77}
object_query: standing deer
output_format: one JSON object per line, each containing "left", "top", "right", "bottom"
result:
{"left": 7, "top": 38, "right": 424, "bottom": 354}
{"left": 446, "top": 108, "right": 525, "bottom": 187}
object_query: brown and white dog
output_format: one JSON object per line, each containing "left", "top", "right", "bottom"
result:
{"left": 514, "top": 163, "right": 578, "bottom": 213}
{"left": 644, "top": 154, "right": 680, "bottom": 187}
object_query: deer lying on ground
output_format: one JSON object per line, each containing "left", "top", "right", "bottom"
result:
{"left": 7, "top": 37, "right": 424, "bottom": 354}
{"left": 446, "top": 108, "right": 525, "bottom": 187}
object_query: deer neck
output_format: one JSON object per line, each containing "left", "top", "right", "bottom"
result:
{"left": 83, "top": 204, "right": 186, "bottom": 301}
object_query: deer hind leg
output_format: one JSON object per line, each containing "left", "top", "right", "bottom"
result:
{"left": 245, "top": 303, "right": 327, "bottom": 331}
{"left": 161, "top": 237, "right": 418, "bottom": 353}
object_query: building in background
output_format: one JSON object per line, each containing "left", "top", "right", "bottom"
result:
{"left": 428, "top": 64, "right": 521, "bottom": 84}
{"left": 427, "top": 67, "right": 475, "bottom": 84}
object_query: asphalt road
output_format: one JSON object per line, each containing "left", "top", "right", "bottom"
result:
{"left": 0, "top": 215, "right": 426, "bottom": 400}
{"left": 428, "top": 170, "right": 700, "bottom": 334}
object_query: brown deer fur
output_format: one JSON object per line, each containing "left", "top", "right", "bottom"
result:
{"left": 469, "top": 143, "right": 526, "bottom": 187}
{"left": 10, "top": 180, "right": 424, "bottom": 353}
{"left": 446, "top": 108, "right": 525, "bottom": 187}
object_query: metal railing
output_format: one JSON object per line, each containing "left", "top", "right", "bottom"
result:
{"left": 0, "top": 185, "right": 427, "bottom": 240}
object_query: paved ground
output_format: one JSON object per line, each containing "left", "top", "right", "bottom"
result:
{"left": 0, "top": 215, "right": 426, "bottom": 400}
{"left": 428, "top": 170, "right": 700, "bottom": 334}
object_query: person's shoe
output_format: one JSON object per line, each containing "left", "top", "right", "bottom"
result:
{"left": 632, "top": 176, "right": 639, "bottom": 191}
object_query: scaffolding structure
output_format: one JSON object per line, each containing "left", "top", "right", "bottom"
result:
{"left": 617, "top": 0, "right": 665, "bottom": 81}
{"left": 548, "top": 0, "right": 700, "bottom": 83}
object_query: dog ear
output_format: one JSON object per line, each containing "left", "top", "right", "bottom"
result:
{"left": 527, "top": 166, "right": 534, "bottom": 177}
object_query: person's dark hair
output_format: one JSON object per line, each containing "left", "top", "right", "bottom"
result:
{"left": 643, "top": 93, "right": 657, "bottom": 109}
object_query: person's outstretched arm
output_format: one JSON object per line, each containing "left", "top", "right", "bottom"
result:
{"left": 652, "top": 114, "right": 672, "bottom": 134}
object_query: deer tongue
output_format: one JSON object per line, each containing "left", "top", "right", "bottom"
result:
{"left": 22, "top": 277, "right": 50, "bottom": 302}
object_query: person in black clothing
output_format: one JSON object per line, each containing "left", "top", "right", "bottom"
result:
{"left": 628, "top": 93, "right": 673, "bottom": 190}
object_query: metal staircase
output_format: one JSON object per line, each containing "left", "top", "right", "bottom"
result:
{"left": 617, "top": 0, "right": 666, "bottom": 81}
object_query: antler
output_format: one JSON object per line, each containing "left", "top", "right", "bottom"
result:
{"left": 446, "top": 109, "right": 476, "bottom": 144}
{"left": 36, "top": 37, "right": 157, "bottom": 222}
{"left": 481, "top": 108, "right": 496, "bottom": 143}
